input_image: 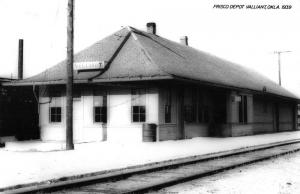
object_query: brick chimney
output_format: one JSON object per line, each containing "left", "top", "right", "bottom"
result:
{"left": 180, "top": 36, "right": 188, "bottom": 46}
{"left": 18, "top": 39, "right": 23, "bottom": 79}
{"left": 146, "top": 22, "right": 156, "bottom": 34}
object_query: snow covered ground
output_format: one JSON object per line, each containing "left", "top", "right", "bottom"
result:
{"left": 0, "top": 131, "right": 300, "bottom": 189}
{"left": 156, "top": 149, "right": 300, "bottom": 194}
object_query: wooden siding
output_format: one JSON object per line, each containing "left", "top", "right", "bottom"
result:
{"left": 158, "top": 86, "right": 224, "bottom": 140}
{"left": 39, "top": 86, "right": 159, "bottom": 143}
{"left": 278, "top": 102, "right": 294, "bottom": 131}
{"left": 158, "top": 87, "right": 181, "bottom": 141}
{"left": 226, "top": 92, "right": 254, "bottom": 137}
{"left": 253, "top": 97, "right": 274, "bottom": 134}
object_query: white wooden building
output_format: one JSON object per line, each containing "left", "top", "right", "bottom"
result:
{"left": 5, "top": 23, "right": 299, "bottom": 143}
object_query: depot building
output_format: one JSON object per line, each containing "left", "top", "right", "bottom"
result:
{"left": 5, "top": 23, "right": 300, "bottom": 143}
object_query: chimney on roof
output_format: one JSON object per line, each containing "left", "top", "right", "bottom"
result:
{"left": 146, "top": 22, "right": 156, "bottom": 34}
{"left": 18, "top": 39, "right": 23, "bottom": 79}
{"left": 180, "top": 36, "right": 188, "bottom": 46}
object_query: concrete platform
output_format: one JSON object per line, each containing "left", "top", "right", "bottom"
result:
{"left": 52, "top": 142, "right": 300, "bottom": 194}
{"left": 4, "top": 140, "right": 67, "bottom": 152}
{"left": 0, "top": 131, "right": 300, "bottom": 192}
{"left": 4, "top": 138, "right": 300, "bottom": 193}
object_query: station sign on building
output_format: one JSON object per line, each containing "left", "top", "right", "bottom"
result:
{"left": 74, "top": 61, "right": 107, "bottom": 71}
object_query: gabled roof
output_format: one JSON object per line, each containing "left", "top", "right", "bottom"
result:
{"left": 5, "top": 26, "right": 299, "bottom": 99}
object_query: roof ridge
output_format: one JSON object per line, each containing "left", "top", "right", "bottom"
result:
{"left": 88, "top": 30, "right": 132, "bottom": 81}
{"left": 6, "top": 25, "right": 298, "bottom": 100}
{"left": 130, "top": 29, "right": 173, "bottom": 78}
{"left": 130, "top": 28, "right": 186, "bottom": 59}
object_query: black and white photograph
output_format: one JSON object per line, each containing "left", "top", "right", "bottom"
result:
{"left": 0, "top": 0, "right": 300, "bottom": 193}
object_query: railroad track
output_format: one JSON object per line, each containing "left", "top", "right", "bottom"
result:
{"left": 5, "top": 139, "right": 300, "bottom": 194}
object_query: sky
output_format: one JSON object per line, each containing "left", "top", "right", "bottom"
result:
{"left": 0, "top": 0, "right": 299, "bottom": 95}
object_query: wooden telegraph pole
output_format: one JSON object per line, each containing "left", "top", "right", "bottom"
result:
{"left": 66, "top": 0, "right": 74, "bottom": 150}
{"left": 274, "top": 51, "right": 291, "bottom": 86}
{"left": 18, "top": 39, "right": 24, "bottom": 79}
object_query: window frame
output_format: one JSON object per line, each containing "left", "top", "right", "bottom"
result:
{"left": 198, "top": 106, "right": 209, "bottom": 123}
{"left": 93, "top": 90, "right": 107, "bottom": 124}
{"left": 94, "top": 106, "right": 107, "bottom": 123}
{"left": 183, "top": 90, "right": 197, "bottom": 123}
{"left": 184, "top": 105, "right": 196, "bottom": 123}
{"left": 164, "top": 89, "right": 172, "bottom": 123}
{"left": 184, "top": 89, "right": 210, "bottom": 123}
{"left": 197, "top": 91, "right": 210, "bottom": 124}
{"left": 49, "top": 88, "right": 62, "bottom": 123}
{"left": 49, "top": 107, "right": 62, "bottom": 123}
{"left": 132, "top": 105, "right": 146, "bottom": 122}
{"left": 131, "top": 89, "right": 146, "bottom": 123}
{"left": 238, "top": 95, "right": 248, "bottom": 124}
{"left": 164, "top": 105, "right": 172, "bottom": 123}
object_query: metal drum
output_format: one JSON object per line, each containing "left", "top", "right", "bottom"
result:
{"left": 142, "top": 123, "right": 157, "bottom": 142}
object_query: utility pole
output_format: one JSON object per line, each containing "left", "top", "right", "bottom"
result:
{"left": 18, "top": 39, "right": 23, "bottom": 80}
{"left": 66, "top": 0, "right": 74, "bottom": 150}
{"left": 274, "top": 51, "right": 291, "bottom": 86}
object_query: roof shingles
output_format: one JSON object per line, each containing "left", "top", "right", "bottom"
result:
{"left": 7, "top": 26, "right": 298, "bottom": 99}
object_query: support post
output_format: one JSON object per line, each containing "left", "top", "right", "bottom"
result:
{"left": 274, "top": 50, "right": 291, "bottom": 86}
{"left": 66, "top": 0, "right": 74, "bottom": 150}
{"left": 278, "top": 52, "right": 281, "bottom": 86}
{"left": 18, "top": 39, "right": 23, "bottom": 79}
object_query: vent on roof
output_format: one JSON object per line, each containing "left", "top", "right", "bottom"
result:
{"left": 180, "top": 36, "right": 188, "bottom": 46}
{"left": 146, "top": 22, "right": 156, "bottom": 34}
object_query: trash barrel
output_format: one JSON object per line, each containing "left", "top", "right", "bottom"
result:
{"left": 142, "top": 123, "right": 157, "bottom": 142}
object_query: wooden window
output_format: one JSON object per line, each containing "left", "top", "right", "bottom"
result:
{"left": 94, "top": 107, "right": 107, "bottom": 123}
{"left": 165, "top": 105, "right": 171, "bottom": 123}
{"left": 197, "top": 92, "right": 209, "bottom": 123}
{"left": 198, "top": 106, "right": 209, "bottom": 123}
{"left": 131, "top": 89, "right": 146, "bottom": 122}
{"left": 93, "top": 91, "right": 107, "bottom": 123}
{"left": 132, "top": 106, "right": 146, "bottom": 122}
{"left": 238, "top": 95, "right": 248, "bottom": 123}
{"left": 49, "top": 89, "right": 62, "bottom": 123}
{"left": 50, "top": 107, "right": 61, "bottom": 122}
{"left": 184, "top": 105, "right": 194, "bottom": 122}
{"left": 184, "top": 90, "right": 197, "bottom": 123}
{"left": 165, "top": 89, "right": 172, "bottom": 123}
